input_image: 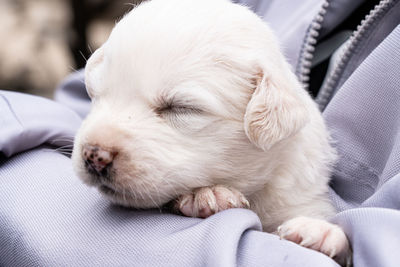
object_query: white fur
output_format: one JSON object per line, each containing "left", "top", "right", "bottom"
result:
{"left": 72, "top": 0, "right": 350, "bottom": 264}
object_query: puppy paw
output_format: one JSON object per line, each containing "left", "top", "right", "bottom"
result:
{"left": 277, "top": 217, "right": 352, "bottom": 267}
{"left": 175, "top": 185, "right": 250, "bottom": 218}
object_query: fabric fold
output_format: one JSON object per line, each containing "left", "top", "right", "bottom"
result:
{"left": 0, "top": 91, "right": 81, "bottom": 157}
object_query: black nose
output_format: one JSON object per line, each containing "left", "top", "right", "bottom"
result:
{"left": 82, "top": 145, "right": 116, "bottom": 175}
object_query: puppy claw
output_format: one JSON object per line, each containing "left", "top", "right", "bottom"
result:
{"left": 175, "top": 194, "right": 194, "bottom": 217}
{"left": 179, "top": 195, "right": 192, "bottom": 209}
{"left": 193, "top": 187, "right": 217, "bottom": 218}
{"left": 227, "top": 198, "right": 237, "bottom": 207}
{"left": 278, "top": 227, "right": 295, "bottom": 239}
{"left": 299, "top": 237, "right": 313, "bottom": 247}
{"left": 239, "top": 195, "right": 250, "bottom": 208}
{"left": 329, "top": 248, "right": 336, "bottom": 258}
{"left": 277, "top": 217, "right": 351, "bottom": 266}
{"left": 175, "top": 185, "right": 249, "bottom": 219}
{"left": 177, "top": 194, "right": 194, "bottom": 217}
{"left": 207, "top": 200, "right": 217, "bottom": 213}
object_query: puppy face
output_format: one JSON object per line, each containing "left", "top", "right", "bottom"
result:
{"left": 72, "top": 0, "right": 309, "bottom": 208}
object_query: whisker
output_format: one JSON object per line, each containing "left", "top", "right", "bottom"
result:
{"left": 69, "top": 66, "right": 80, "bottom": 73}
{"left": 51, "top": 148, "right": 73, "bottom": 154}
{"left": 49, "top": 138, "right": 74, "bottom": 142}
{"left": 148, "top": 180, "right": 163, "bottom": 207}
{"left": 67, "top": 67, "right": 85, "bottom": 85}
{"left": 54, "top": 145, "right": 74, "bottom": 149}
{"left": 122, "top": 187, "right": 127, "bottom": 204}
{"left": 146, "top": 187, "right": 161, "bottom": 211}
{"left": 84, "top": 158, "right": 102, "bottom": 177}
{"left": 49, "top": 138, "right": 75, "bottom": 144}
{"left": 42, "top": 148, "right": 73, "bottom": 157}
{"left": 163, "top": 179, "right": 181, "bottom": 199}
{"left": 79, "top": 50, "right": 88, "bottom": 62}
{"left": 88, "top": 44, "right": 93, "bottom": 55}
{"left": 138, "top": 181, "right": 160, "bottom": 210}
{"left": 136, "top": 185, "right": 147, "bottom": 206}
{"left": 52, "top": 140, "right": 74, "bottom": 143}
{"left": 128, "top": 184, "right": 138, "bottom": 201}
{"left": 50, "top": 150, "right": 72, "bottom": 154}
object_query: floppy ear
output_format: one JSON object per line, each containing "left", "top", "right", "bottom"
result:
{"left": 244, "top": 70, "right": 310, "bottom": 151}
{"left": 85, "top": 46, "right": 105, "bottom": 99}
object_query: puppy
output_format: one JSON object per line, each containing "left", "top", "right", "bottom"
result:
{"left": 72, "top": 0, "right": 351, "bottom": 265}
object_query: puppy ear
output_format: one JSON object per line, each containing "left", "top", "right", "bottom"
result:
{"left": 244, "top": 70, "right": 310, "bottom": 151}
{"left": 85, "top": 46, "right": 105, "bottom": 99}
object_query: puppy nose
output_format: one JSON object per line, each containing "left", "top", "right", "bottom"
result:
{"left": 82, "top": 145, "right": 116, "bottom": 173}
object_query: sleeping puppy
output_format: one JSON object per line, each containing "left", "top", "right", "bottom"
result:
{"left": 72, "top": 0, "right": 351, "bottom": 265}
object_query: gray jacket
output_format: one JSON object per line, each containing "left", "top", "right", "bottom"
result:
{"left": 1, "top": 0, "right": 400, "bottom": 266}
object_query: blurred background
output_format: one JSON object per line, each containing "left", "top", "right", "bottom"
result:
{"left": 0, "top": 0, "right": 143, "bottom": 98}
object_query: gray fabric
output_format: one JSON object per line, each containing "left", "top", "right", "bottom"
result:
{"left": 319, "top": 38, "right": 350, "bottom": 95}
{"left": 0, "top": 91, "right": 81, "bottom": 157}
{"left": 317, "top": 0, "right": 400, "bottom": 107}
{"left": 336, "top": 0, "right": 400, "bottom": 95}
{"left": 325, "top": 25, "right": 400, "bottom": 210}
{"left": 237, "top": 0, "right": 325, "bottom": 68}
{"left": 325, "top": 25, "right": 400, "bottom": 266}
{"left": 54, "top": 70, "right": 90, "bottom": 118}
{"left": 311, "top": 31, "right": 352, "bottom": 68}
{"left": 0, "top": 148, "right": 337, "bottom": 267}
{"left": 318, "top": 0, "right": 366, "bottom": 40}
{"left": 2, "top": 1, "right": 400, "bottom": 267}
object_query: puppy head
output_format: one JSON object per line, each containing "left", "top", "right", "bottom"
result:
{"left": 72, "top": 0, "right": 309, "bottom": 208}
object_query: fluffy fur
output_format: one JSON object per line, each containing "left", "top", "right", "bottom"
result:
{"left": 72, "top": 0, "right": 350, "bottom": 265}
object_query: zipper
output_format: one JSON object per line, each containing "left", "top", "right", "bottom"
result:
{"left": 296, "top": 0, "right": 330, "bottom": 87}
{"left": 316, "top": 0, "right": 396, "bottom": 110}
{"left": 296, "top": 0, "right": 396, "bottom": 110}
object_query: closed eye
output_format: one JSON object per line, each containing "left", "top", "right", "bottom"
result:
{"left": 157, "top": 105, "right": 202, "bottom": 115}
{"left": 154, "top": 98, "right": 202, "bottom": 116}
{"left": 154, "top": 96, "right": 214, "bottom": 131}
{"left": 154, "top": 102, "right": 204, "bottom": 130}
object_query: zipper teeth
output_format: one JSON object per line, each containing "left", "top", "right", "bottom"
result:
{"left": 317, "top": 0, "right": 395, "bottom": 110}
{"left": 296, "top": 0, "right": 330, "bottom": 87}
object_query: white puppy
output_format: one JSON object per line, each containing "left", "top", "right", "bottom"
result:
{"left": 72, "top": 0, "right": 350, "bottom": 265}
